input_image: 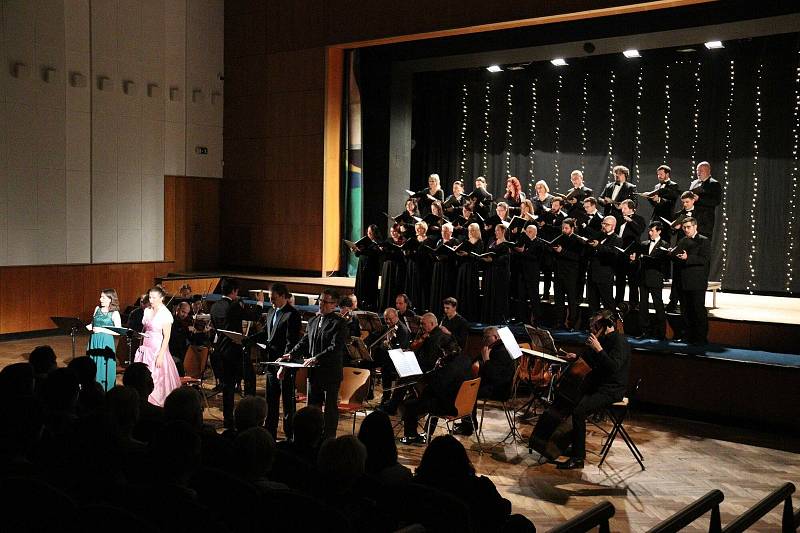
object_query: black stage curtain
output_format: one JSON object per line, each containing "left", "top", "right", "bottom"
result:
{"left": 409, "top": 33, "right": 800, "bottom": 294}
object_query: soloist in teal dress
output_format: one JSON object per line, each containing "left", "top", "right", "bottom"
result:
{"left": 88, "top": 307, "right": 117, "bottom": 391}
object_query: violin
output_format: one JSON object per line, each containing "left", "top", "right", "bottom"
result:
{"left": 410, "top": 329, "right": 430, "bottom": 352}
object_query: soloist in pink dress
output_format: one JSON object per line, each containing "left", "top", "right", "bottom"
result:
{"left": 134, "top": 306, "right": 181, "bottom": 406}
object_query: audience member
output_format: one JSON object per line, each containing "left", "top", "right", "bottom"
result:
{"left": 0, "top": 362, "right": 35, "bottom": 398}
{"left": 105, "top": 385, "right": 144, "bottom": 452}
{"left": 122, "top": 362, "right": 164, "bottom": 443}
{"left": 233, "top": 427, "right": 288, "bottom": 491}
{"left": 224, "top": 395, "right": 268, "bottom": 440}
{"left": 357, "top": 411, "right": 412, "bottom": 485}
{"left": 29, "top": 345, "right": 57, "bottom": 396}
{"left": 67, "top": 355, "right": 105, "bottom": 416}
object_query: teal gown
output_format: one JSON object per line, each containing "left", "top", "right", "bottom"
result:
{"left": 88, "top": 308, "right": 117, "bottom": 391}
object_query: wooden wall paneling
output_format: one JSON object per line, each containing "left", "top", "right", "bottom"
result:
{"left": 29, "top": 267, "right": 65, "bottom": 330}
{"left": 57, "top": 266, "right": 87, "bottom": 321}
{"left": 323, "top": 47, "right": 344, "bottom": 274}
{"left": 0, "top": 267, "right": 32, "bottom": 333}
{"left": 164, "top": 176, "right": 177, "bottom": 263}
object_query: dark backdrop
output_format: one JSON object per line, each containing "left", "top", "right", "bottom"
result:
{"left": 409, "top": 32, "right": 800, "bottom": 294}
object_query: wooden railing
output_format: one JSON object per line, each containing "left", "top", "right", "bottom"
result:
{"left": 647, "top": 489, "right": 724, "bottom": 533}
{"left": 548, "top": 501, "right": 615, "bottom": 533}
{"left": 722, "top": 482, "right": 796, "bottom": 533}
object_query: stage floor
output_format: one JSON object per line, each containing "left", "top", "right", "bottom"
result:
{"left": 3, "top": 334, "right": 798, "bottom": 532}
{"left": 173, "top": 271, "right": 800, "bottom": 325}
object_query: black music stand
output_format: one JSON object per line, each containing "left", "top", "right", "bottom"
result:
{"left": 86, "top": 347, "right": 116, "bottom": 390}
{"left": 50, "top": 316, "right": 89, "bottom": 359}
{"left": 106, "top": 327, "right": 148, "bottom": 366}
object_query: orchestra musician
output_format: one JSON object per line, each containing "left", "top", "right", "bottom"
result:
{"left": 630, "top": 222, "right": 670, "bottom": 340}
{"left": 555, "top": 310, "right": 631, "bottom": 469}
{"left": 338, "top": 295, "right": 361, "bottom": 339}
{"left": 416, "top": 173, "right": 446, "bottom": 216}
{"left": 404, "top": 221, "right": 437, "bottom": 315}
{"left": 586, "top": 216, "right": 622, "bottom": 315}
{"left": 353, "top": 224, "right": 381, "bottom": 311}
{"left": 412, "top": 313, "right": 450, "bottom": 372}
{"left": 168, "top": 301, "right": 192, "bottom": 376}
{"left": 671, "top": 217, "right": 711, "bottom": 345}
{"left": 368, "top": 307, "right": 411, "bottom": 414}
{"left": 599, "top": 165, "right": 637, "bottom": 222}
{"left": 615, "top": 199, "right": 646, "bottom": 307}
{"left": 689, "top": 161, "right": 721, "bottom": 238}
{"left": 551, "top": 218, "right": 584, "bottom": 330}
{"left": 443, "top": 179, "right": 466, "bottom": 217}
{"left": 439, "top": 297, "right": 469, "bottom": 351}
{"left": 282, "top": 288, "right": 348, "bottom": 440}
{"left": 210, "top": 278, "right": 266, "bottom": 429}
{"left": 395, "top": 293, "right": 417, "bottom": 327}
{"left": 480, "top": 224, "right": 513, "bottom": 325}
{"left": 377, "top": 224, "right": 407, "bottom": 311}
{"left": 399, "top": 334, "right": 470, "bottom": 445}
{"left": 644, "top": 165, "right": 680, "bottom": 239}
{"left": 453, "top": 223, "right": 483, "bottom": 322}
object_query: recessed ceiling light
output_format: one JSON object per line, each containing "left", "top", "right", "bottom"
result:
{"left": 550, "top": 58, "right": 567, "bottom": 67}
{"left": 623, "top": 49, "right": 641, "bottom": 58}
{"left": 676, "top": 48, "right": 696, "bottom": 53}
{"left": 704, "top": 41, "right": 724, "bottom": 49}
{"left": 486, "top": 65, "right": 502, "bottom": 73}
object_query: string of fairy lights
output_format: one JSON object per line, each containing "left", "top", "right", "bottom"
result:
{"left": 580, "top": 72, "right": 589, "bottom": 172}
{"left": 607, "top": 70, "right": 616, "bottom": 178}
{"left": 787, "top": 56, "right": 800, "bottom": 293}
{"left": 719, "top": 60, "right": 735, "bottom": 285}
{"left": 633, "top": 66, "right": 643, "bottom": 182}
{"left": 482, "top": 81, "right": 491, "bottom": 176}
{"left": 664, "top": 63, "right": 671, "bottom": 162}
{"left": 504, "top": 83, "right": 514, "bottom": 176}
{"left": 746, "top": 63, "right": 764, "bottom": 294}
{"left": 689, "top": 60, "right": 702, "bottom": 178}
{"left": 528, "top": 79, "right": 538, "bottom": 191}
{"left": 554, "top": 73, "right": 562, "bottom": 188}
{"left": 458, "top": 84, "right": 468, "bottom": 180}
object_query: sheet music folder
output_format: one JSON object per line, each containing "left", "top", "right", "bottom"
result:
{"left": 388, "top": 349, "right": 423, "bottom": 378}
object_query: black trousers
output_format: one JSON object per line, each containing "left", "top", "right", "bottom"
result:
{"left": 570, "top": 390, "right": 616, "bottom": 459}
{"left": 680, "top": 289, "right": 708, "bottom": 343}
{"left": 265, "top": 368, "right": 297, "bottom": 440}
{"left": 615, "top": 264, "right": 639, "bottom": 306}
{"left": 587, "top": 279, "right": 616, "bottom": 315}
{"left": 307, "top": 378, "right": 340, "bottom": 440}
{"left": 554, "top": 273, "right": 579, "bottom": 327}
{"left": 402, "top": 396, "right": 439, "bottom": 437}
{"left": 221, "top": 347, "right": 256, "bottom": 426}
{"left": 519, "top": 266, "right": 541, "bottom": 322}
{"left": 639, "top": 285, "right": 665, "bottom": 337}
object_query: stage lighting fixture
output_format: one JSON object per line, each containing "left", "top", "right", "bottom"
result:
{"left": 486, "top": 65, "right": 502, "bottom": 73}
{"left": 623, "top": 49, "right": 641, "bottom": 58}
{"left": 704, "top": 40, "right": 724, "bottom": 49}
{"left": 550, "top": 58, "right": 567, "bottom": 67}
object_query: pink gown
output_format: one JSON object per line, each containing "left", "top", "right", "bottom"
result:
{"left": 134, "top": 306, "right": 181, "bottom": 406}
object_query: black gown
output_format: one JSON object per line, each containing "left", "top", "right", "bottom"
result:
{"left": 454, "top": 239, "right": 483, "bottom": 322}
{"left": 354, "top": 240, "right": 380, "bottom": 311}
{"left": 404, "top": 236, "right": 436, "bottom": 314}
{"left": 417, "top": 188, "right": 445, "bottom": 216}
{"left": 428, "top": 237, "right": 461, "bottom": 313}
{"left": 378, "top": 239, "right": 406, "bottom": 311}
{"left": 480, "top": 240, "right": 512, "bottom": 324}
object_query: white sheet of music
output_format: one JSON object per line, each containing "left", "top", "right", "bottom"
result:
{"left": 388, "top": 349, "right": 423, "bottom": 378}
{"left": 497, "top": 326, "right": 523, "bottom": 359}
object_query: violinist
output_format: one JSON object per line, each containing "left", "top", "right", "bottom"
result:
{"left": 368, "top": 307, "right": 411, "bottom": 413}
{"left": 338, "top": 295, "right": 361, "bottom": 339}
{"left": 555, "top": 310, "right": 631, "bottom": 469}
{"left": 168, "top": 301, "right": 192, "bottom": 376}
{"left": 411, "top": 313, "right": 449, "bottom": 372}
{"left": 439, "top": 297, "right": 469, "bottom": 351}
{"left": 395, "top": 294, "right": 417, "bottom": 326}
{"left": 399, "top": 334, "right": 471, "bottom": 445}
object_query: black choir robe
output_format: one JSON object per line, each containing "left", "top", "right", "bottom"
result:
{"left": 354, "top": 240, "right": 380, "bottom": 311}
{"left": 428, "top": 237, "right": 461, "bottom": 313}
{"left": 404, "top": 236, "right": 437, "bottom": 314}
{"left": 480, "top": 240, "right": 513, "bottom": 324}
{"left": 378, "top": 239, "right": 406, "bottom": 311}
{"left": 454, "top": 239, "right": 483, "bottom": 322}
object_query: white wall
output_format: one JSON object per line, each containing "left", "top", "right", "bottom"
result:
{"left": 0, "top": 0, "right": 223, "bottom": 266}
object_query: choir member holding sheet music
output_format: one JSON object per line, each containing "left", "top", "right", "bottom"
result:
{"left": 642, "top": 165, "right": 680, "bottom": 239}
{"left": 532, "top": 180, "right": 554, "bottom": 217}
{"left": 467, "top": 176, "right": 493, "bottom": 220}
{"left": 515, "top": 224, "right": 547, "bottom": 324}
{"left": 586, "top": 216, "right": 622, "bottom": 315}
{"left": 671, "top": 217, "right": 711, "bottom": 345}
{"left": 479, "top": 224, "right": 513, "bottom": 325}
{"left": 503, "top": 176, "right": 526, "bottom": 211}
{"left": 411, "top": 174, "right": 445, "bottom": 216}
{"left": 598, "top": 165, "right": 637, "bottom": 222}
{"left": 551, "top": 219, "right": 584, "bottom": 330}
{"left": 630, "top": 221, "right": 670, "bottom": 339}
{"left": 378, "top": 224, "right": 407, "bottom": 311}
{"left": 427, "top": 223, "right": 461, "bottom": 314}
{"left": 404, "top": 221, "right": 437, "bottom": 315}
{"left": 560, "top": 170, "right": 593, "bottom": 224}
{"left": 442, "top": 180, "right": 466, "bottom": 217}
{"left": 615, "top": 199, "right": 646, "bottom": 307}
{"left": 483, "top": 201, "right": 511, "bottom": 240}
{"left": 689, "top": 161, "right": 721, "bottom": 238}
{"left": 454, "top": 223, "right": 484, "bottom": 322}
{"left": 351, "top": 224, "right": 381, "bottom": 311}
{"left": 87, "top": 288, "right": 122, "bottom": 391}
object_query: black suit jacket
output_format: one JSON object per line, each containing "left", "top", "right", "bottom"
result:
{"left": 289, "top": 312, "right": 348, "bottom": 385}
{"left": 689, "top": 177, "right": 721, "bottom": 233}
{"left": 617, "top": 213, "right": 646, "bottom": 248}
{"left": 600, "top": 181, "right": 637, "bottom": 217}
{"left": 672, "top": 234, "right": 711, "bottom": 291}
{"left": 671, "top": 208, "right": 712, "bottom": 237}
{"left": 584, "top": 331, "right": 630, "bottom": 401}
{"left": 634, "top": 239, "right": 670, "bottom": 287}
{"left": 210, "top": 297, "right": 264, "bottom": 356}
{"left": 441, "top": 313, "right": 469, "bottom": 350}
{"left": 565, "top": 186, "right": 593, "bottom": 222}
{"left": 588, "top": 233, "right": 622, "bottom": 285}
{"left": 423, "top": 352, "right": 472, "bottom": 415}
{"left": 481, "top": 342, "right": 515, "bottom": 398}
{"left": 416, "top": 327, "right": 450, "bottom": 372}
{"left": 260, "top": 303, "right": 302, "bottom": 362}
{"left": 580, "top": 212, "right": 604, "bottom": 240}
{"left": 647, "top": 181, "right": 681, "bottom": 223}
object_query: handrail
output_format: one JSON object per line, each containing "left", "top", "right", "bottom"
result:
{"left": 722, "top": 482, "right": 796, "bottom": 533}
{"left": 647, "top": 489, "right": 724, "bottom": 533}
{"left": 549, "top": 501, "right": 615, "bottom": 533}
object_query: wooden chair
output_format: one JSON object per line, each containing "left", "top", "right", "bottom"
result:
{"left": 338, "top": 367, "right": 372, "bottom": 433}
{"left": 425, "top": 377, "right": 482, "bottom": 453}
{"left": 181, "top": 345, "right": 210, "bottom": 409}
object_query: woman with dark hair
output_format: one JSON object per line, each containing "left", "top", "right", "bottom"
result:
{"left": 87, "top": 288, "right": 122, "bottom": 391}
{"left": 357, "top": 411, "right": 411, "bottom": 485}
{"left": 353, "top": 224, "right": 381, "bottom": 311}
{"left": 378, "top": 224, "right": 407, "bottom": 311}
{"left": 415, "top": 435, "right": 516, "bottom": 533}
{"left": 133, "top": 286, "right": 180, "bottom": 406}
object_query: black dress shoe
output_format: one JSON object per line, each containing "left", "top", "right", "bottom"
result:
{"left": 555, "top": 458, "right": 585, "bottom": 470}
{"left": 399, "top": 434, "right": 426, "bottom": 445}
{"left": 453, "top": 423, "right": 474, "bottom": 436}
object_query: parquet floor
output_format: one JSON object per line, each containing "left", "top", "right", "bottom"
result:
{"left": 3, "top": 334, "right": 798, "bottom": 532}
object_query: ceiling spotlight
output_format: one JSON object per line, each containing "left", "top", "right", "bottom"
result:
{"left": 623, "top": 49, "right": 641, "bottom": 58}
{"left": 550, "top": 58, "right": 567, "bottom": 67}
{"left": 486, "top": 65, "right": 502, "bottom": 73}
{"left": 704, "top": 40, "right": 724, "bottom": 49}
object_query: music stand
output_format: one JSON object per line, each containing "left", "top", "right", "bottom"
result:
{"left": 50, "top": 316, "right": 89, "bottom": 359}
{"left": 86, "top": 347, "right": 117, "bottom": 391}
{"left": 354, "top": 311, "right": 383, "bottom": 333}
{"left": 106, "top": 327, "right": 148, "bottom": 366}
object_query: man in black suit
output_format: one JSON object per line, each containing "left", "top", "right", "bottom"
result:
{"left": 414, "top": 312, "right": 451, "bottom": 372}
{"left": 646, "top": 165, "right": 681, "bottom": 239}
{"left": 367, "top": 306, "right": 411, "bottom": 412}
{"left": 256, "top": 282, "right": 301, "bottom": 439}
{"left": 689, "top": 161, "right": 721, "bottom": 238}
{"left": 283, "top": 288, "right": 348, "bottom": 440}
{"left": 598, "top": 165, "right": 638, "bottom": 222}
{"left": 631, "top": 222, "right": 670, "bottom": 339}
{"left": 556, "top": 310, "right": 631, "bottom": 469}
{"left": 551, "top": 218, "right": 584, "bottom": 329}
{"left": 615, "top": 199, "right": 646, "bottom": 307}
{"left": 666, "top": 191, "right": 710, "bottom": 313}
{"left": 580, "top": 197, "right": 604, "bottom": 240}
{"left": 586, "top": 216, "right": 622, "bottom": 315}
{"left": 439, "top": 297, "right": 469, "bottom": 350}
{"left": 516, "top": 225, "right": 547, "bottom": 324}
{"left": 564, "top": 170, "right": 594, "bottom": 224}
{"left": 672, "top": 217, "right": 712, "bottom": 345}
{"left": 210, "top": 278, "right": 265, "bottom": 428}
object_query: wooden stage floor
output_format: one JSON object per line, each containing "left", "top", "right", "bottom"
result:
{"left": 3, "top": 334, "right": 798, "bottom": 532}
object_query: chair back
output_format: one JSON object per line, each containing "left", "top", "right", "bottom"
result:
{"left": 183, "top": 345, "right": 209, "bottom": 379}
{"left": 453, "top": 377, "right": 481, "bottom": 419}
{"left": 339, "top": 367, "right": 371, "bottom": 403}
